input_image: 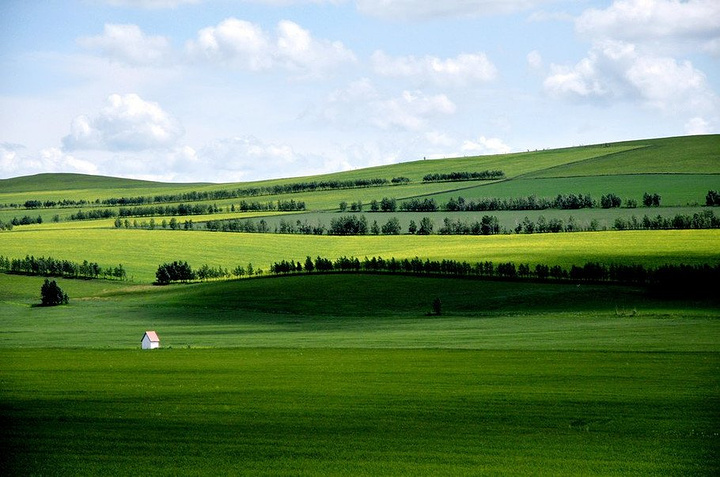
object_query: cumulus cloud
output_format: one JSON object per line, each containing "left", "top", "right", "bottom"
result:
{"left": 309, "top": 80, "right": 457, "bottom": 131}
{"left": 373, "top": 90, "right": 457, "bottom": 130}
{"left": 576, "top": 0, "right": 720, "bottom": 55}
{"left": 371, "top": 50, "right": 497, "bottom": 85}
{"left": 186, "top": 18, "right": 272, "bottom": 70}
{"left": 62, "top": 94, "right": 183, "bottom": 151}
{"left": 461, "top": 135, "right": 512, "bottom": 155}
{"left": 186, "top": 18, "right": 355, "bottom": 76}
{"left": 544, "top": 40, "right": 718, "bottom": 115}
{"left": 684, "top": 117, "right": 713, "bottom": 135}
{"left": 78, "top": 24, "right": 173, "bottom": 66}
{"left": 0, "top": 144, "right": 98, "bottom": 177}
{"left": 356, "top": 0, "right": 558, "bottom": 20}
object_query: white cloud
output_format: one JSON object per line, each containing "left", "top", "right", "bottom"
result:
{"left": 576, "top": 0, "right": 720, "bottom": 56}
{"left": 461, "top": 135, "right": 511, "bottom": 155}
{"left": 371, "top": 50, "right": 497, "bottom": 85}
{"left": 527, "top": 50, "right": 543, "bottom": 70}
{"left": 684, "top": 117, "right": 712, "bottom": 135}
{"left": 186, "top": 18, "right": 355, "bottom": 76}
{"left": 62, "top": 93, "right": 183, "bottom": 151}
{"left": 78, "top": 24, "right": 173, "bottom": 66}
{"left": 544, "top": 40, "right": 719, "bottom": 115}
{"left": 275, "top": 20, "right": 357, "bottom": 77}
{"left": 186, "top": 18, "right": 272, "bottom": 70}
{"left": 0, "top": 144, "right": 98, "bottom": 177}
{"left": 373, "top": 90, "right": 456, "bottom": 130}
{"left": 356, "top": 0, "right": 558, "bottom": 20}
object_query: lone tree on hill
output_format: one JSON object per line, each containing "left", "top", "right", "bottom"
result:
{"left": 40, "top": 279, "right": 69, "bottom": 306}
{"left": 432, "top": 297, "right": 442, "bottom": 316}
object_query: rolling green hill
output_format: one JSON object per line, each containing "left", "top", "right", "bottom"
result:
{"left": 1, "top": 135, "right": 719, "bottom": 476}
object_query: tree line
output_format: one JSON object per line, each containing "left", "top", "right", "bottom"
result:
{"left": 155, "top": 261, "right": 260, "bottom": 284}
{"left": 267, "top": 255, "right": 718, "bottom": 298}
{"left": 422, "top": 170, "right": 505, "bottom": 182}
{"left": 71, "top": 200, "right": 306, "bottom": 221}
{"left": 203, "top": 210, "right": 718, "bottom": 237}
{"left": 155, "top": 254, "right": 718, "bottom": 298}
{"left": 350, "top": 192, "right": 661, "bottom": 214}
{"left": 0, "top": 255, "right": 127, "bottom": 280}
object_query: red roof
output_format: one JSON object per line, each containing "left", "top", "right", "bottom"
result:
{"left": 143, "top": 331, "right": 160, "bottom": 342}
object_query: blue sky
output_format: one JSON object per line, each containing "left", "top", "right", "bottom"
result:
{"left": 1, "top": 0, "right": 718, "bottom": 182}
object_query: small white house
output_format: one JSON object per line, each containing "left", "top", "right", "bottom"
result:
{"left": 141, "top": 331, "right": 160, "bottom": 349}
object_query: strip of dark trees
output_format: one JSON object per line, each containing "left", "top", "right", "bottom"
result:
{"left": 269, "top": 255, "right": 718, "bottom": 299}
{"left": 0, "top": 255, "right": 127, "bottom": 280}
{"left": 70, "top": 200, "right": 306, "bottom": 222}
{"left": 203, "top": 210, "right": 718, "bottom": 237}
{"left": 422, "top": 170, "right": 505, "bottom": 182}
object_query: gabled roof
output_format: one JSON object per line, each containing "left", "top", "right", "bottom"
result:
{"left": 143, "top": 331, "right": 160, "bottom": 342}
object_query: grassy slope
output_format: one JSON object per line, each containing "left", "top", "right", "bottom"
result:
{"left": 5, "top": 136, "right": 716, "bottom": 204}
{"left": 1, "top": 273, "right": 718, "bottom": 350}
{"left": 1, "top": 228, "right": 718, "bottom": 283}
{"left": 528, "top": 135, "right": 720, "bottom": 177}
{"left": 427, "top": 174, "right": 720, "bottom": 206}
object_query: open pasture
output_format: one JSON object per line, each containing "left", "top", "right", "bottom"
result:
{"left": 2, "top": 273, "right": 718, "bottom": 350}
{"left": 1, "top": 347, "right": 717, "bottom": 476}
{"left": 528, "top": 135, "right": 720, "bottom": 178}
{"left": 1, "top": 228, "right": 718, "bottom": 283}
{"left": 426, "top": 174, "right": 720, "bottom": 207}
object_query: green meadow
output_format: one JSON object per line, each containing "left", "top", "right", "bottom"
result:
{"left": 1, "top": 135, "right": 719, "bottom": 475}
{"left": 2, "top": 228, "right": 718, "bottom": 282}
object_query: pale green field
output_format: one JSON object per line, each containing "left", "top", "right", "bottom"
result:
{"left": 2, "top": 227, "right": 718, "bottom": 282}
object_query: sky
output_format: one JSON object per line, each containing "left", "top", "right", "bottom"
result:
{"left": 0, "top": 0, "right": 718, "bottom": 183}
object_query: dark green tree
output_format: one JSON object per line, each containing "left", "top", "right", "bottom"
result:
{"left": 432, "top": 297, "right": 442, "bottom": 316}
{"left": 40, "top": 279, "right": 69, "bottom": 306}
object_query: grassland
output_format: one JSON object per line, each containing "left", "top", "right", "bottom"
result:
{"left": 2, "top": 228, "right": 718, "bottom": 282}
{"left": 2, "top": 273, "right": 718, "bottom": 350}
{"left": 2, "top": 273, "right": 718, "bottom": 475}
{"left": 2, "top": 348, "right": 717, "bottom": 476}
{"left": 1, "top": 135, "right": 719, "bottom": 475}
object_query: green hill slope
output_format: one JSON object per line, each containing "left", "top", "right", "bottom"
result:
{"left": 2, "top": 135, "right": 717, "bottom": 200}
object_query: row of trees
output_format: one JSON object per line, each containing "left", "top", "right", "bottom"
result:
{"left": 613, "top": 211, "right": 720, "bottom": 230}
{"left": 203, "top": 210, "right": 718, "bottom": 237}
{"left": 346, "top": 192, "right": 664, "bottom": 214}
{"left": 155, "top": 261, "right": 260, "bottom": 284}
{"left": 267, "top": 255, "right": 718, "bottom": 297}
{"left": 422, "top": 170, "right": 505, "bottom": 182}
{"left": 72, "top": 200, "right": 307, "bottom": 222}
{"left": 0, "top": 255, "right": 127, "bottom": 280}
{"left": 114, "top": 217, "right": 196, "bottom": 230}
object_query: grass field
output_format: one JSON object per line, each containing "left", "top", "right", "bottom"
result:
{"left": 1, "top": 348, "right": 718, "bottom": 476}
{"left": 1, "top": 135, "right": 719, "bottom": 475}
{"left": 2, "top": 228, "right": 719, "bottom": 283}
{"left": 2, "top": 273, "right": 718, "bottom": 350}
{"left": 2, "top": 272, "right": 718, "bottom": 475}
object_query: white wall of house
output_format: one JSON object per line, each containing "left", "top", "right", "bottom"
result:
{"left": 141, "top": 334, "right": 159, "bottom": 349}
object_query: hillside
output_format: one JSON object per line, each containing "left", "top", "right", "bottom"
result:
{"left": 2, "top": 135, "right": 718, "bottom": 199}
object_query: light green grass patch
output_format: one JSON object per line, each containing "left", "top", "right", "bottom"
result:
{"left": 2, "top": 228, "right": 718, "bottom": 283}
